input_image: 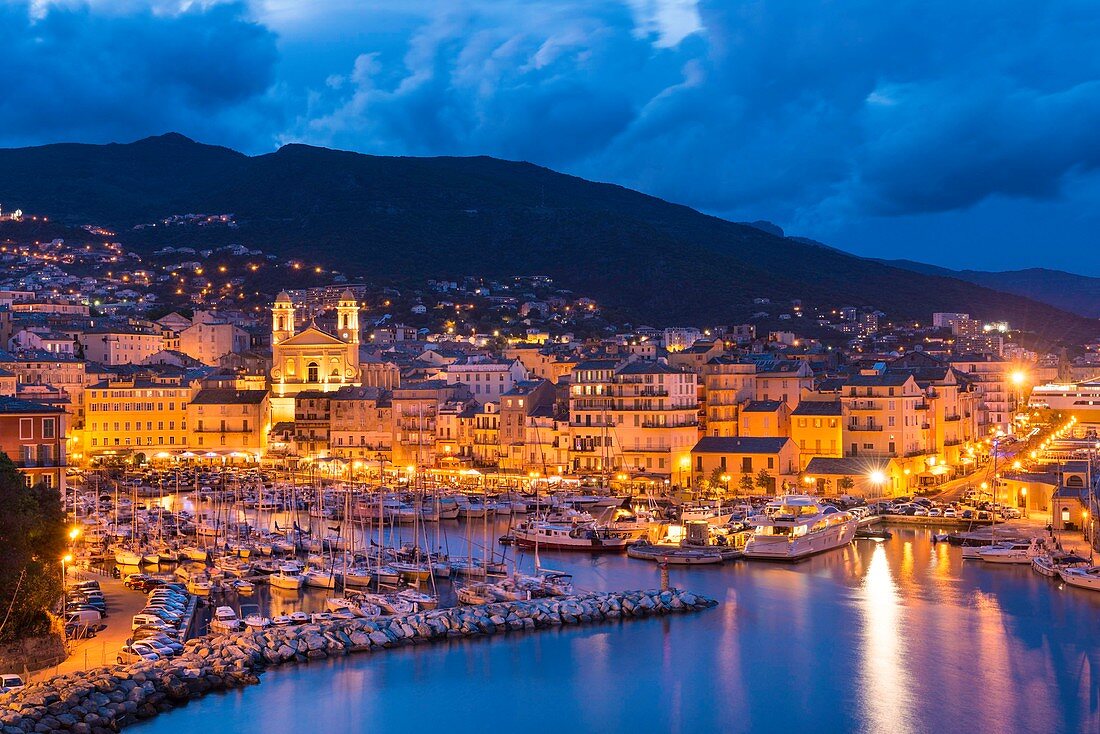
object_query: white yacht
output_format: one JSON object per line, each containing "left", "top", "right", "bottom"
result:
{"left": 743, "top": 495, "right": 857, "bottom": 561}
{"left": 978, "top": 538, "right": 1047, "bottom": 564}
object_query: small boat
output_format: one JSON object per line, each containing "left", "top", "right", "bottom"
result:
{"left": 854, "top": 528, "right": 893, "bottom": 540}
{"left": 626, "top": 541, "right": 724, "bottom": 565}
{"left": 1059, "top": 565, "right": 1100, "bottom": 591}
{"left": 396, "top": 589, "right": 438, "bottom": 610}
{"left": 289, "top": 611, "right": 310, "bottom": 625}
{"left": 303, "top": 568, "right": 337, "bottom": 589}
{"left": 211, "top": 606, "right": 241, "bottom": 633}
{"left": 269, "top": 570, "right": 303, "bottom": 591}
{"left": 231, "top": 579, "right": 255, "bottom": 594}
{"left": 187, "top": 578, "right": 213, "bottom": 596}
{"left": 362, "top": 593, "right": 414, "bottom": 615}
{"left": 455, "top": 583, "right": 493, "bottom": 606}
{"left": 1032, "top": 552, "right": 1090, "bottom": 578}
{"left": 978, "top": 539, "right": 1046, "bottom": 564}
{"left": 114, "top": 548, "right": 143, "bottom": 566}
{"left": 271, "top": 615, "right": 293, "bottom": 626}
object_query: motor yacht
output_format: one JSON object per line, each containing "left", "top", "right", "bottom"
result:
{"left": 742, "top": 495, "right": 857, "bottom": 561}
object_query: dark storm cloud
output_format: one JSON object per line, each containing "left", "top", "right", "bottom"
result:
{"left": 3, "top": 1, "right": 1100, "bottom": 265}
{"left": 0, "top": 1, "right": 280, "bottom": 149}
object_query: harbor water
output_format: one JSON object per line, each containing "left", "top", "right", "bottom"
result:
{"left": 132, "top": 526, "right": 1100, "bottom": 733}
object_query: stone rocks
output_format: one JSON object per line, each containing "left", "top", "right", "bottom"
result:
{"left": 1, "top": 588, "right": 715, "bottom": 732}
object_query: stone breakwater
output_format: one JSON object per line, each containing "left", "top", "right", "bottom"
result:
{"left": 0, "top": 588, "right": 716, "bottom": 733}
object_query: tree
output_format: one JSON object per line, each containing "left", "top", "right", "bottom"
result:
{"left": 708, "top": 467, "right": 725, "bottom": 492}
{"left": 0, "top": 454, "right": 65, "bottom": 642}
{"left": 738, "top": 474, "right": 754, "bottom": 494}
{"left": 755, "top": 469, "right": 772, "bottom": 493}
{"left": 838, "top": 476, "right": 855, "bottom": 492}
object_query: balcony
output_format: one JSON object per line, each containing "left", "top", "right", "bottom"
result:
{"left": 14, "top": 459, "right": 65, "bottom": 468}
{"left": 849, "top": 400, "right": 881, "bottom": 411}
{"left": 944, "top": 414, "right": 961, "bottom": 422}
{"left": 914, "top": 402, "right": 929, "bottom": 411}
{"left": 847, "top": 423, "right": 883, "bottom": 432}
{"left": 640, "top": 420, "right": 697, "bottom": 429}
{"left": 572, "top": 399, "right": 614, "bottom": 410}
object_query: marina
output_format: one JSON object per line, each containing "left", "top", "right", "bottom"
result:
{"left": 118, "top": 524, "right": 1100, "bottom": 734}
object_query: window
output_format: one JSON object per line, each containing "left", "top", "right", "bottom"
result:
{"left": 42, "top": 418, "right": 55, "bottom": 439}
{"left": 741, "top": 457, "right": 752, "bottom": 473}
{"left": 19, "top": 419, "right": 32, "bottom": 440}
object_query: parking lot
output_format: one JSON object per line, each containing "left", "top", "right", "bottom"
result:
{"left": 31, "top": 572, "right": 148, "bottom": 681}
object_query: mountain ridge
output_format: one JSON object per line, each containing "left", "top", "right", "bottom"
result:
{"left": 0, "top": 133, "right": 1094, "bottom": 342}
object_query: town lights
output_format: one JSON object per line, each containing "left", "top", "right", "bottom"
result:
{"left": 1012, "top": 461, "right": 1022, "bottom": 470}
{"left": 869, "top": 470, "right": 886, "bottom": 485}
{"left": 68, "top": 527, "right": 81, "bottom": 541}
{"left": 1010, "top": 370, "right": 1026, "bottom": 386}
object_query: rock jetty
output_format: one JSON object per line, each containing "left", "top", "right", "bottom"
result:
{"left": 0, "top": 588, "right": 715, "bottom": 733}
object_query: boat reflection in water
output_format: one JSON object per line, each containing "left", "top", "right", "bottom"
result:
{"left": 132, "top": 526, "right": 1100, "bottom": 734}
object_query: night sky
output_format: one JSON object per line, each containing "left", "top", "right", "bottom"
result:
{"left": 3, "top": 1, "right": 1098, "bottom": 274}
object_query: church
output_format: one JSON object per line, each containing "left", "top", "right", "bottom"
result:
{"left": 268, "top": 290, "right": 362, "bottom": 422}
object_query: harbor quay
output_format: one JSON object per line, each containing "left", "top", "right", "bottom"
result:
{"left": 0, "top": 589, "right": 716, "bottom": 733}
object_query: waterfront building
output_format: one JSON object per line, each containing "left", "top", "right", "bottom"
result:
{"left": 738, "top": 400, "right": 790, "bottom": 437}
{"left": 689, "top": 436, "right": 799, "bottom": 493}
{"left": 176, "top": 311, "right": 250, "bottom": 366}
{"left": 789, "top": 400, "right": 843, "bottom": 469}
{"left": 328, "top": 386, "right": 392, "bottom": 463}
{"left": 569, "top": 359, "right": 698, "bottom": 477}
{"left": 444, "top": 356, "right": 527, "bottom": 405}
{"left": 84, "top": 376, "right": 192, "bottom": 459}
{"left": 949, "top": 354, "right": 1011, "bottom": 432}
{"left": 186, "top": 388, "right": 269, "bottom": 459}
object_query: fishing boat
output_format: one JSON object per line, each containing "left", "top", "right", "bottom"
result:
{"left": 742, "top": 495, "right": 857, "bottom": 561}
{"left": 512, "top": 520, "right": 631, "bottom": 552}
{"left": 362, "top": 593, "right": 414, "bottom": 615}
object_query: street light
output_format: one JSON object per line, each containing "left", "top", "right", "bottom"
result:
{"left": 869, "top": 470, "right": 886, "bottom": 496}
{"left": 68, "top": 526, "right": 81, "bottom": 542}
{"left": 720, "top": 474, "right": 731, "bottom": 496}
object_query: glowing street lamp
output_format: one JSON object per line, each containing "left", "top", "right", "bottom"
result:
{"left": 869, "top": 470, "right": 887, "bottom": 495}
{"left": 720, "top": 473, "right": 731, "bottom": 495}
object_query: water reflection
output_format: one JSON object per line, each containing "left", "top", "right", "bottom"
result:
{"left": 131, "top": 527, "right": 1100, "bottom": 734}
{"left": 859, "top": 544, "right": 913, "bottom": 734}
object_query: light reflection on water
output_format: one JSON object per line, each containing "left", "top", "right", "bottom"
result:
{"left": 131, "top": 526, "right": 1099, "bottom": 734}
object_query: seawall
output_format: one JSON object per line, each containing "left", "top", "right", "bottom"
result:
{"left": 0, "top": 588, "right": 716, "bottom": 733}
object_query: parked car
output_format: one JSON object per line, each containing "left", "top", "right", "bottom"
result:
{"left": 0, "top": 674, "right": 25, "bottom": 693}
{"left": 117, "top": 644, "right": 159, "bottom": 664}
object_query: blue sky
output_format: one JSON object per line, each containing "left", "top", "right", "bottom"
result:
{"left": 3, "top": 0, "right": 1099, "bottom": 274}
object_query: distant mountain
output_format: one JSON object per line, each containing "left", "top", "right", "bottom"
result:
{"left": 0, "top": 133, "right": 1095, "bottom": 342}
{"left": 877, "top": 260, "right": 1100, "bottom": 319}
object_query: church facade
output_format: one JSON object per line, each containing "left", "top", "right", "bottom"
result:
{"left": 269, "top": 290, "right": 362, "bottom": 423}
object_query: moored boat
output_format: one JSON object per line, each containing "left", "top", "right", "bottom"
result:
{"left": 742, "top": 495, "right": 857, "bottom": 561}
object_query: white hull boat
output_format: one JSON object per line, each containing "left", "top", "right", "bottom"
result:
{"left": 743, "top": 495, "right": 857, "bottom": 561}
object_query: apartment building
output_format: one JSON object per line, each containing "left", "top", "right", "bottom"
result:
{"left": 85, "top": 377, "right": 192, "bottom": 456}
{"left": 0, "top": 396, "right": 67, "bottom": 491}
{"left": 444, "top": 356, "right": 527, "bottom": 405}
{"left": 702, "top": 357, "right": 757, "bottom": 437}
{"left": 187, "top": 389, "right": 268, "bottom": 456}
{"left": 328, "top": 386, "right": 392, "bottom": 461}
{"left": 79, "top": 328, "right": 164, "bottom": 365}
{"left": 690, "top": 436, "right": 799, "bottom": 493}
{"left": 569, "top": 359, "right": 698, "bottom": 477}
